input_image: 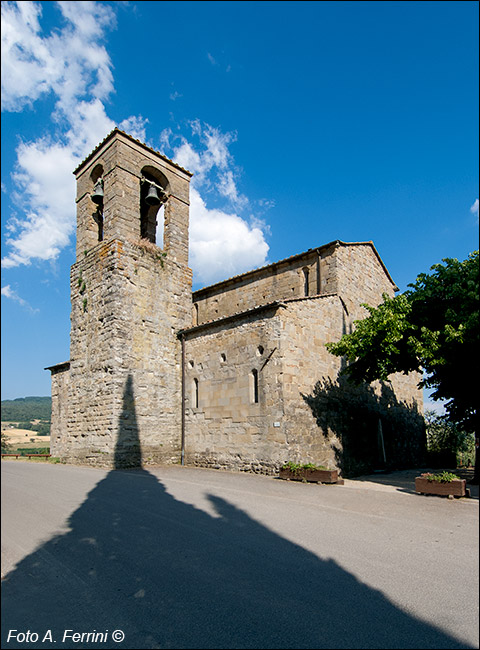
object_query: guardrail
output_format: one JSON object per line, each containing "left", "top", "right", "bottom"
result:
{"left": 1, "top": 453, "right": 51, "bottom": 459}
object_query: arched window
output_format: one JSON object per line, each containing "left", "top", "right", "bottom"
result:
{"left": 192, "top": 378, "right": 199, "bottom": 409}
{"left": 250, "top": 369, "right": 259, "bottom": 404}
{"left": 140, "top": 167, "right": 169, "bottom": 245}
{"left": 303, "top": 267, "right": 310, "bottom": 296}
{"left": 90, "top": 165, "right": 104, "bottom": 242}
{"left": 155, "top": 204, "right": 165, "bottom": 247}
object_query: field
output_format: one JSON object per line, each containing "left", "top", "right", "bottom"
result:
{"left": 1, "top": 422, "right": 50, "bottom": 451}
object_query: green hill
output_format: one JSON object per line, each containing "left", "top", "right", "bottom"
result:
{"left": 1, "top": 396, "right": 52, "bottom": 422}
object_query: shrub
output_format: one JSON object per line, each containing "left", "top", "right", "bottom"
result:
{"left": 281, "top": 461, "right": 328, "bottom": 475}
{"left": 421, "top": 471, "right": 461, "bottom": 483}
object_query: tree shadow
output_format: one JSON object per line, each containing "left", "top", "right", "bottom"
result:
{"left": 1, "top": 375, "right": 470, "bottom": 649}
{"left": 303, "top": 376, "right": 426, "bottom": 478}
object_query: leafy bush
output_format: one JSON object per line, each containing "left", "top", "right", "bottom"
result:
{"left": 421, "top": 471, "right": 461, "bottom": 483}
{"left": 425, "top": 410, "right": 474, "bottom": 468}
{"left": 13, "top": 447, "right": 50, "bottom": 456}
{"left": 1, "top": 431, "right": 9, "bottom": 450}
{"left": 282, "top": 461, "right": 328, "bottom": 475}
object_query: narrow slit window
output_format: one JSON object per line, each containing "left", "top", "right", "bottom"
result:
{"left": 250, "top": 369, "right": 259, "bottom": 404}
{"left": 97, "top": 211, "right": 104, "bottom": 242}
{"left": 303, "top": 267, "right": 310, "bottom": 296}
{"left": 192, "top": 378, "right": 199, "bottom": 409}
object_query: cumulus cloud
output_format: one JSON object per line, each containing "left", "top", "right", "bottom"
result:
{"left": 470, "top": 198, "right": 479, "bottom": 220}
{"left": 188, "top": 189, "right": 269, "bottom": 286}
{"left": 173, "top": 121, "right": 247, "bottom": 208}
{"left": 1, "top": 4, "right": 271, "bottom": 284}
{"left": 118, "top": 115, "right": 149, "bottom": 144}
{"left": 168, "top": 121, "right": 270, "bottom": 285}
{"left": 1, "top": 0, "right": 115, "bottom": 113}
{"left": 0, "top": 1, "right": 143, "bottom": 269}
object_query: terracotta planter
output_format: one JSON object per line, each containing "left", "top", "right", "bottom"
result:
{"left": 415, "top": 476, "right": 466, "bottom": 498}
{"left": 279, "top": 467, "right": 339, "bottom": 484}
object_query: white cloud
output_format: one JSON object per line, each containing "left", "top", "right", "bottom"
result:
{"left": 1, "top": 6, "right": 271, "bottom": 283}
{"left": 1, "top": 284, "right": 38, "bottom": 312}
{"left": 167, "top": 121, "right": 270, "bottom": 285}
{"left": 2, "top": 100, "right": 117, "bottom": 268}
{"left": 174, "top": 141, "right": 205, "bottom": 178}
{"left": 470, "top": 198, "right": 479, "bottom": 220}
{"left": 188, "top": 189, "right": 269, "bottom": 286}
{"left": 1, "top": 1, "right": 115, "bottom": 113}
{"left": 0, "top": 2, "right": 142, "bottom": 269}
{"left": 118, "top": 115, "right": 149, "bottom": 143}
{"left": 172, "top": 122, "right": 248, "bottom": 209}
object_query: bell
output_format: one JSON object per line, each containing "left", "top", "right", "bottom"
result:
{"left": 145, "top": 183, "right": 161, "bottom": 206}
{"left": 91, "top": 179, "right": 104, "bottom": 205}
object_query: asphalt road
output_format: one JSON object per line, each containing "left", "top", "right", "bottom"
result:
{"left": 1, "top": 462, "right": 478, "bottom": 649}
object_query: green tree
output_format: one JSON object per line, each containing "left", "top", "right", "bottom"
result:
{"left": 326, "top": 251, "right": 479, "bottom": 480}
{"left": 424, "top": 409, "right": 476, "bottom": 468}
{"left": 1, "top": 430, "right": 9, "bottom": 451}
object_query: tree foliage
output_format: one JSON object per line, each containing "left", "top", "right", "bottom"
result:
{"left": 326, "top": 251, "right": 479, "bottom": 435}
{"left": 1, "top": 396, "right": 51, "bottom": 422}
{"left": 1, "top": 431, "right": 9, "bottom": 451}
{"left": 424, "top": 409, "right": 475, "bottom": 468}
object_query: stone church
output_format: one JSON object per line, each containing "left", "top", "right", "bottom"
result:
{"left": 47, "top": 129, "right": 425, "bottom": 476}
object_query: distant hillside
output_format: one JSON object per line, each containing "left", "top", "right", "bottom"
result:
{"left": 1, "top": 396, "right": 52, "bottom": 422}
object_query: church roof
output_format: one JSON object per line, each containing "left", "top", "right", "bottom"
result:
{"left": 193, "top": 240, "right": 397, "bottom": 298}
{"left": 73, "top": 128, "right": 193, "bottom": 177}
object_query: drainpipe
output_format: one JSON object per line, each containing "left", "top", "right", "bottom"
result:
{"left": 180, "top": 332, "right": 186, "bottom": 466}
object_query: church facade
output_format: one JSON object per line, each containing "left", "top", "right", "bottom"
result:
{"left": 47, "top": 129, "right": 425, "bottom": 476}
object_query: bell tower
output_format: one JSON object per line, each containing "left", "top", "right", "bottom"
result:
{"left": 57, "top": 129, "right": 193, "bottom": 466}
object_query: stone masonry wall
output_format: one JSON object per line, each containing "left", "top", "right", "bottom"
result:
{"left": 193, "top": 247, "right": 340, "bottom": 325}
{"left": 49, "top": 364, "right": 70, "bottom": 458}
{"left": 55, "top": 238, "right": 192, "bottom": 467}
{"left": 50, "top": 128, "right": 425, "bottom": 475}
{"left": 184, "top": 306, "right": 287, "bottom": 474}
{"left": 335, "top": 243, "right": 396, "bottom": 321}
{"left": 52, "top": 130, "right": 193, "bottom": 467}
{"left": 75, "top": 131, "right": 191, "bottom": 266}
{"left": 280, "top": 295, "right": 425, "bottom": 476}
{"left": 279, "top": 296, "right": 345, "bottom": 469}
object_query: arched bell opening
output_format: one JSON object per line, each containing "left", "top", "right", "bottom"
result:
{"left": 90, "top": 164, "right": 104, "bottom": 242}
{"left": 140, "top": 166, "right": 169, "bottom": 246}
{"left": 302, "top": 266, "right": 310, "bottom": 297}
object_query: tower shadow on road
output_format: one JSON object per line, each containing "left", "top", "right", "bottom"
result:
{"left": 1, "top": 375, "right": 473, "bottom": 649}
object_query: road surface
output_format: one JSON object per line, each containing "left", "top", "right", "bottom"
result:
{"left": 1, "top": 461, "right": 478, "bottom": 649}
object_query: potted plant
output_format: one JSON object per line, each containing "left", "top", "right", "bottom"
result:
{"left": 415, "top": 471, "right": 466, "bottom": 498}
{"left": 279, "top": 461, "right": 341, "bottom": 484}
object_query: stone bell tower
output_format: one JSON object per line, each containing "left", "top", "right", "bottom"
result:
{"left": 52, "top": 129, "right": 193, "bottom": 466}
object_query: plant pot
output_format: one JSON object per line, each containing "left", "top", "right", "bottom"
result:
{"left": 279, "top": 468, "right": 340, "bottom": 484}
{"left": 415, "top": 476, "right": 466, "bottom": 498}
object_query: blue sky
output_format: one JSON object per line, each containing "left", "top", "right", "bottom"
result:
{"left": 1, "top": 0, "right": 478, "bottom": 402}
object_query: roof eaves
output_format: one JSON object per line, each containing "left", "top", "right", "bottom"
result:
{"left": 178, "top": 301, "right": 285, "bottom": 337}
{"left": 45, "top": 361, "right": 70, "bottom": 372}
{"left": 73, "top": 128, "right": 193, "bottom": 177}
{"left": 193, "top": 239, "right": 398, "bottom": 297}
